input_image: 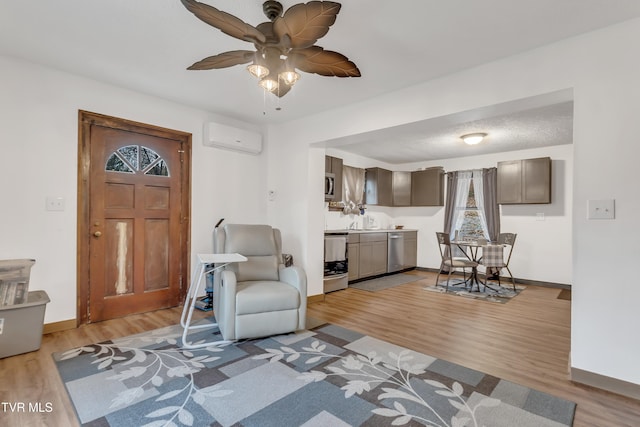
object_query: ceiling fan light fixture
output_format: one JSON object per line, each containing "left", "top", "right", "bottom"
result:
{"left": 247, "top": 63, "right": 270, "bottom": 79}
{"left": 259, "top": 77, "right": 279, "bottom": 92}
{"left": 461, "top": 133, "right": 487, "bottom": 145}
{"left": 247, "top": 52, "right": 270, "bottom": 79}
{"left": 279, "top": 69, "right": 300, "bottom": 86}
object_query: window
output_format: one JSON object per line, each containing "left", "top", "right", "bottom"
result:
{"left": 105, "top": 145, "right": 169, "bottom": 176}
{"left": 452, "top": 171, "right": 489, "bottom": 241}
{"left": 457, "top": 180, "right": 485, "bottom": 239}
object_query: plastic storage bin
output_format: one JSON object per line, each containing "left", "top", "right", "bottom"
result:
{"left": 0, "top": 259, "right": 36, "bottom": 306}
{"left": 0, "top": 290, "right": 50, "bottom": 358}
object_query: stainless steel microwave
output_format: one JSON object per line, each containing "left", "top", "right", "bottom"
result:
{"left": 325, "top": 173, "right": 335, "bottom": 200}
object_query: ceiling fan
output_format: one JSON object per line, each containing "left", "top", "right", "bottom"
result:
{"left": 180, "top": 0, "right": 361, "bottom": 97}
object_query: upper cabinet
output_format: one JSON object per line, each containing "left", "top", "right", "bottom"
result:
{"left": 365, "top": 166, "right": 444, "bottom": 207}
{"left": 392, "top": 171, "right": 411, "bottom": 206}
{"left": 325, "top": 156, "right": 343, "bottom": 202}
{"left": 497, "top": 157, "right": 551, "bottom": 204}
{"left": 411, "top": 167, "right": 444, "bottom": 206}
{"left": 365, "top": 167, "right": 393, "bottom": 206}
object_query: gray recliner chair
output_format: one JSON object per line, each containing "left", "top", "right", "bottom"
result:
{"left": 213, "top": 224, "right": 307, "bottom": 341}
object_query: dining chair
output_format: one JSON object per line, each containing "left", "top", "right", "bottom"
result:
{"left": 480, "top": 244, "right": 509, "bottom": 290}
{"left": 484, "top": 232, "right": 517, "bottom": 290}
{"left": 435, "top": 232, "right": 478, "bottom": 291}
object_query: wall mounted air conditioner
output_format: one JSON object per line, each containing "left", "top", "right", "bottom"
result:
{"left": 203, "top": 122, "right": 263, "bottom": 154}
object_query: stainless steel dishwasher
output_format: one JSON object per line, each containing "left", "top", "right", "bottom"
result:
{"left": 387, "top": 232, "right": 404, "bottom": 273}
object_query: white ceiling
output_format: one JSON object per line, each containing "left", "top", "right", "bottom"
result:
{"left": 2, "top": 0, "right": 639, "bottom": 162}
{"left": 322, "top": 90, "right": 575, "bottom": 164}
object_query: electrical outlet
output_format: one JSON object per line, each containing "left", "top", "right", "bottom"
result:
{"left": 536, "top": 213, "right": 545, "bottom": 221}
{"left": 587, "top": 199, "right": 615, "bottom": 220}
{"left": 0, "top": 318, "right": 4, "bottom": 335}
{"left": 46, "top": 196, "right": 65, "bottom": 211}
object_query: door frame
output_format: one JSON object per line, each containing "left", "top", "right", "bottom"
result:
{"left": 77, "top": 110, "right": 192, "bottom": 325}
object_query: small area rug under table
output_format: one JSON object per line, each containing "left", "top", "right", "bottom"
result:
{"left": 53, "top": 320, "right": 574, "bottom": 427}
{"left": 425, "top": 279, "right": 526, "bottom": 304}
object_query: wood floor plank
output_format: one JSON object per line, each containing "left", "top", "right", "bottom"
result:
{"left": 1, "top": 272, "right": 639, "bottom": 426}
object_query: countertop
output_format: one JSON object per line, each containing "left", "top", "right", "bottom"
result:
{"left": 325, "top": 228, "right": 417, "bottom": 234}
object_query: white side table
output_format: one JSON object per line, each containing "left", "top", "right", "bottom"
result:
{"left": 180, "top": 253, "right": 247, "bottom": 349}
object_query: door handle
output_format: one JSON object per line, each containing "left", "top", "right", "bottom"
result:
{"left": 93, "top": 231, "right": 102, "bottom": 237}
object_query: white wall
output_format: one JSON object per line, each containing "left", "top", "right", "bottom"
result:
{"left": 326, "top": 144, "right": 573, "bottom": 285}
{"left": 0, "top": 55, "right": 269, "bottom": 324}
{"left": 267, "top": 18, "right": 640, "bottom": 385}
{"left": 265, "top": 128, "right": 326, "bottom": 296}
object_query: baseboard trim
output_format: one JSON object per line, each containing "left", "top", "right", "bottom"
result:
{"left": 414, "top": 267, "right": 571, "bottom": 290}
{"left": 516, "top": 277, "right": 571, "bottom": 290}
{"left": 348, "top": 267, "right": 416, "bottom": 285}
{"left": 571, "top": 367, "right": 640, "bottom": 400}
{"left": 43, "top": 319, "right": 77, "bottom": 334}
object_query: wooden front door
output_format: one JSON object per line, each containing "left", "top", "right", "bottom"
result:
{"left": 78, "top": 111, "right": 191, "bottom": 323}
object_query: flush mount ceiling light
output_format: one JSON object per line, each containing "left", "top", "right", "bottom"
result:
{"left": 180, "top": 0, "right": 361, "bottom": 98}
{"left": 461, "top": 133, "right": 487, "bottom": 145}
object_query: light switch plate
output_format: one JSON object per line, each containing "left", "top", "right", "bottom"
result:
{"left": 587, "top": 199, "right": 615, "bottom": 220}
{"left": 46, "top": 196, "right": 65, "bottom": 211}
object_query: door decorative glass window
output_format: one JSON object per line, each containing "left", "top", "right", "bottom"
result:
{"left": 105, "top": 145, "right": 169, "bottom": 176}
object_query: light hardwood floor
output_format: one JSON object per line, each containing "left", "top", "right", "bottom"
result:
{"left": 1, "top": 270, "right": 639, "bottom": 426}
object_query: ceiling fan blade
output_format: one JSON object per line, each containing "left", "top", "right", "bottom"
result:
{"left": 273, "top": 1, "right": 341, "bottom": 49}
{"left": 187, "top": 50, "right": 255, "bottom": 70}
{"left": 290, "top": 46, "right": 361, "bottom": 77}
{"left": 180, "top": 0, "right": 266, "bottom": 45}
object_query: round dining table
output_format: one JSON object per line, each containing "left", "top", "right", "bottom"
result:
{"left": 451, "top": 239, "right": 503, "bottom": 291}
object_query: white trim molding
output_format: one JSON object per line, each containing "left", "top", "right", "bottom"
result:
{"left": 571, "top": 367, "right": 640, "bottom": 401}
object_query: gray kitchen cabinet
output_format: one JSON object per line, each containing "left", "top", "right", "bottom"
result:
{"left": 365, "top": 167, "right": 393, "bottom": 206}
{"left": 392, "top": 171, "right": 411, "bottom": 206}
{"left": 358, "top": 232, "right": 388, "bottom": 278}
{"left": 325, "top": 155, "right": 343, "bottom": 202}
{"left": 411, "top": 167, "right": 444, "bottom": 206}
{"left": 347, "top": 231, "right": 416, "bottom": 283}
{"left": 496, "top": 160, "right": 521, "bottom": 203}
{"left": 522, "top": 157, "right": 551, "bottom": 203}
{"left": 347, "top": 233, "right": 360, "bottom": 281}
{"left": 403, "top": 231, "right": 417, "bottom": 269}
{"left": 497, "top": 157, "right": 551, "bottom": 204}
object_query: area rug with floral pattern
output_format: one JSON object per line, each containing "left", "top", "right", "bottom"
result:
{"left": 53, "top": 320, "right": 575, "bottom": 426}
{"left": 424, "top": 280, "right": 526, "bottom": 304}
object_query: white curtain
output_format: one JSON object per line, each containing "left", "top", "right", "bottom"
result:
{"left": 342, "top": 165, "right": 365, "bottom": 215}
{"left": 472, "top": 170, "right": 491, "bottom": 240}
{"left": 451, "top": 170, "right": 472, "bottom": 239}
